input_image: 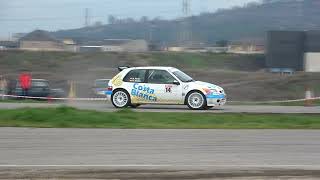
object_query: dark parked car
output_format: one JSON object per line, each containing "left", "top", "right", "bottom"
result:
{"left": 10, "top": 79, "right": 65, "bottom": 98}
{"left": 93, "top": 79, "right": 110, "bottom": 96}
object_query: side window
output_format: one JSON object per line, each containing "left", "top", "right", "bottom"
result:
{"left": 123, "top": 69, "right": 146, "bottom": 83}
{"left": 32, "top": 81, "right": 49, "bottom": 87}
{"left": 148, "top": 70, "right": 176, "bottom": 84}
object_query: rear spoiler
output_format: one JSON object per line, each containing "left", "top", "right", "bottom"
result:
{"left": 118, "top": 66, "right": 130, "bottom": 72}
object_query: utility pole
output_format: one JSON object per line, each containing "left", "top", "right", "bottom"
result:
{"left": 179, "top": 0, "right": 192, "bottom": 46}
{"left": 84, "top": 8, "right": 90, "bottom": 27}
{"left": 8, "top": 32, "right": 11, "bottom": 41}
{"left": 149, "top": 21, "right": 156, "bottom": 43}
{"left": 182, "top": 0, "right": 191, "bottom": 17}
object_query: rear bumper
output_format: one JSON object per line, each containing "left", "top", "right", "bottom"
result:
{"left": 106, "top": 90, "right": 112, "bottom": 101}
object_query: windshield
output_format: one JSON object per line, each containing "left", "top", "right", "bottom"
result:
{"left": 172, "top": 70, "right": 194, "bottom": 83}
{"left": 16, "top": 80, "right": 49, "bottom": 88}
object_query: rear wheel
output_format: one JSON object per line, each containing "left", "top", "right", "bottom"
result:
{"left": 186, "top": 91, "right": 207, "bottom": 110}
{"left": 111, "top": 89, "right": 130, "bottom": 108}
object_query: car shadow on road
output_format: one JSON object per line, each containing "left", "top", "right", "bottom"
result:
{"left": 134, "top": 105, "right": 226, "bottom": 112}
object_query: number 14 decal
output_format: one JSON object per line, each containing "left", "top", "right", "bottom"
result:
{"left": 165, "top": 85, "right": 173, "bottom": 93}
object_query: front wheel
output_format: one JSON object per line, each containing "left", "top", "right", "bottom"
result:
{"left": 111, "top": 89, "right": 130, "bottom": 108}
{"left": 186, "top": 91, "right": 207, "bottom": 110}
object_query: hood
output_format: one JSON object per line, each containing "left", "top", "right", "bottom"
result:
{"left": 193, "top": 81, "right": 222, "bottom": 90}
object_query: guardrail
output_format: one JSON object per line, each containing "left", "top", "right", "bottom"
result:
{"left": 0, "top": 94, "right": 108, "bottom": 101}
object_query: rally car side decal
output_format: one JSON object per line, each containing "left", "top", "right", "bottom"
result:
{"left": 131, "top": 83, "right": 157, "bottom": 102}
{"left": 111, "top": 74, "right": 123, "bottom": 87}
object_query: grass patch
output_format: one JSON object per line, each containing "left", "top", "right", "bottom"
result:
{"left": 0, "top": 51, "right": 265, "bottom": 72}
{"left": 0, "top": 107, "right": 319, "bottom": 129}
{"left": 150, "top": 52, "right": 265, "bottom": 71}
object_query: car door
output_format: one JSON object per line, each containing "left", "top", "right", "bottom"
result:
{"left": 146, "top": 69, "right": 183, "bottom": 104}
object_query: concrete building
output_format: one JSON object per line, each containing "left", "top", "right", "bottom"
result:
{"left": 0, "top": 41, "right": 18, "bottom": 50}
{"left": 266, "top": 31, "right": 305, "bottom": 72}
{"left": 167, "top": 47, "right": 186, "bottom": 52}
{"left": 62, "top": 39, "right": 78, "bottom": 52}
{"left": 79, "top": 46, "right": 102, "bottom": 53}
{"left": 120, "top": 39, "right": 148, "bottom": 52}
{"left": 20, "top": 30, "right": 64, "bottom": 51}
{"left": 79, "top": 39, "right": 148, "bottom": 53}
{"left": 267, "top": 30, "right": 320, "bottom": 72}
{"left": 206, "top": 47, "right": 228, "bottom": 53}
{"left": 304, "top": 31, "right": 320, "bottom": 72}
{"left": 228, "top": 42, "right": 265, "bottom": 54}
{"left": 304, "top": 53, "right": 320, "bottom": 72}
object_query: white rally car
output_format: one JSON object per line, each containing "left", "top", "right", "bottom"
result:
{"left": 106, "top": 67, "right": 226, "bottom": 110}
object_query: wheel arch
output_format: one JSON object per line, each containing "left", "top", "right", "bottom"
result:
{"left": 184, "top": 89, "right": 206, "bottom": 105}
{"left": 111, "top": 88, "right": 131, "bottom": 108}
{"left": 112, "top": 87, "right": 130, "bottom": 95}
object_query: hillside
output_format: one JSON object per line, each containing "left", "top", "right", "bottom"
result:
{"left": 54, "top": 0, "right": 320, "bottom": 45}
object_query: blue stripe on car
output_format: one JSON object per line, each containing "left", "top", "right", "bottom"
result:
{"left": 105, "top": 91, "right": 112, "bottom": 95}
{"left": 206, "top": 94, "right": 225, "bottom": 99}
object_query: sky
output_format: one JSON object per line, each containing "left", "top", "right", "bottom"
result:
{"left": 0, "top": 0, "right": 258, "bottom": 39}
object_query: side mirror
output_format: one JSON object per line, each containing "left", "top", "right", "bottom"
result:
{"left": 172, "top": 80, "right": 180, "bottom": 85}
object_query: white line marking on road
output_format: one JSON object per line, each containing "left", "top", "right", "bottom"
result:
{"left": 1, "top": 165, "right": 320, "bottom": 168}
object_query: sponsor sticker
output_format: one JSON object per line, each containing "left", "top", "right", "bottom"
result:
{"left": 131, "top": 83, "right": 157, "bottom": 102}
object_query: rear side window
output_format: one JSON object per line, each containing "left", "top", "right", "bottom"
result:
{"left": 123, "top": 69, "right": 147, "bottom": 83}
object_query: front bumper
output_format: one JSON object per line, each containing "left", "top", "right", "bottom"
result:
{"left": 206, "top": 94, "right": 227, "bottom": 106}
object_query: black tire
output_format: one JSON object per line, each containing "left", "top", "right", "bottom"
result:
{"left": 111, "top": 89, "right": 131, "bottom": 108}
{"left": 186, "top": 91, "right": 207, "bottom": 110}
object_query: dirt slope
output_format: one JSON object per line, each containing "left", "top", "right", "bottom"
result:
{"left": 1, "top": 51, "right": 319, "bottom": 101}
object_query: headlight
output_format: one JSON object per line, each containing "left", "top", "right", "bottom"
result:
{"left": 210, "top": 89, "right": 218, "bottom": 93}
{"left": 203, "top": 88, "right": 218, "bottom": 94}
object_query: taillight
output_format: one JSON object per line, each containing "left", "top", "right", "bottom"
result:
{"left": 107, "top": 86, "right": 113, "bottom": 91}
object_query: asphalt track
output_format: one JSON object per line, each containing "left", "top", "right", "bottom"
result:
{"left": 0, "top": 102, "right": 320, "bottom": 113}
{"left": 0, "top": 103, "right": 320, "bottom": 178}
{"left": 1, "top": 128, "right": 320, "bottom": 179}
